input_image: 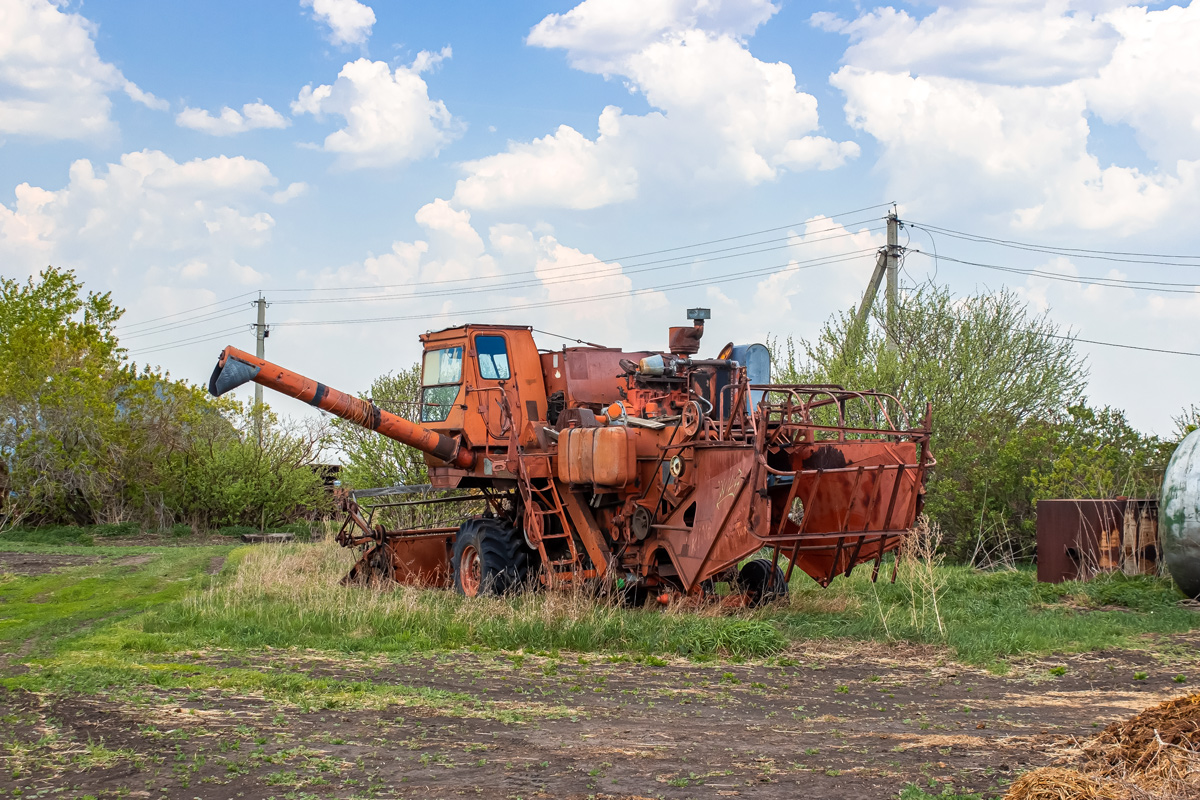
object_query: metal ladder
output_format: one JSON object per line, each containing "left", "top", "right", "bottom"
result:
{"left": 516, "top": 454, "right": 584, "bottom": 586}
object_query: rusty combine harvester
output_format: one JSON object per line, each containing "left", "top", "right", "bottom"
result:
{"left": 208, "top": 309, "right": 933, "bottom": 604}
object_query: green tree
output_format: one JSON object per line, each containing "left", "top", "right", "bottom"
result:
{"left": 329, "top": 365, "right": 428, "bottom": 490}
{"left": 0, "top": 266, "right": 334, "bottom": 531}
{"left": 1029, "top": 404, "right": 1171, "bottom": 502}
{"left": 0, "top": 267, "right": 124, "bottom": 525}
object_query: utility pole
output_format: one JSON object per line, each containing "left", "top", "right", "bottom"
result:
{"left": 252, "top": 295, "right": 268, "bottom": 441}
{"left": 851, "top": 208, "right": 902, "bottom": 344}
{"left": 885, "top": 209, "right": 900, "bottom": 351}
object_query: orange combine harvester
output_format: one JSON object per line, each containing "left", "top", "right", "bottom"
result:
{"left": 208, "top": 309, "right": 932, "bottom": 605}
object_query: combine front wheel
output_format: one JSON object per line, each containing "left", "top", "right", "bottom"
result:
{"left": 452, "top": 518, "right": 530, "bottom": 597}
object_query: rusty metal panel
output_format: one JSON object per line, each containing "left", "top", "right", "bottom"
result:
{"left": 386, "top": 535, "right": 453, "bottom": 588}
{"left": 1036, "top": 499, "right": 1159, "bottom": 583}
{"left": 560, "top": 348, "right": 653, "bottom": 407}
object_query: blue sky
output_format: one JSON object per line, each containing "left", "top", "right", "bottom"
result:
{"left": 2, "top": 0, "right": 1198, "bottom": 433}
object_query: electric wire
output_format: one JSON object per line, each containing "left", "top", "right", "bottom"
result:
{"left": 117, "top": 292, "right": 257, "bottom": 332}
{"left": 908, "top": 250, "right": 1200, "bottom": 294}
{"left": 113, "top": 205, "right": 891, "bottom": 332}
{"left": 120, "top": 307, "right": 251, "bottom": 340}
{"left": 264, "top": 202, "right": 895, "bottom": 295}
{"left": 126, "top": 325, "right": 248, "bottom": 357}
{"left": 906, "top": 221, "right": 1200, "bottom": 267}
{"left": 271, "top": 249, "right": 876, "bottom": 328}
{"left": 272, "top": 223, "right": 885, "bottom": 307}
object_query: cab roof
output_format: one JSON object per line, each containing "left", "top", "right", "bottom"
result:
{"left": 420, "top": 323, "right": 533, "bottom": 345}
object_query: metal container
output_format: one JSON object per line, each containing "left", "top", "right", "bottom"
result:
{"left": 1160, "top": 429, "right": 1200, "bottom": 598}
{"left": 1036, "top": 498, "right": 1159, "bottom": 583}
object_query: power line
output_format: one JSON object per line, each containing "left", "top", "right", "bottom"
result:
{"left": 117, "top": 291, "right": 257, "bottom": 332}
{"left": 121, "top": 307, "right": 250, "bottom": 340}
{"left": 272, "top": 249, "right": 876, "bottom": 328}
{"left": 116, "top": 204, "right": 893, "bottom": 333}
{"left": 272, "top": 223, "right": 885, "bottom": 307}
{"left": 906, "top": 221, "right": 1200, "bottom": 267}
{"left": 1044, "top": 333, "right": 1200, "bottom": 358}
{"left": 126, "top": 325, "right": 248, "bottom": 357}
{"left": 908, "top": 250, "right": 1200, "bottom": 294}
{"left": 266, "top": 202, "right": 896, "bottom": 295}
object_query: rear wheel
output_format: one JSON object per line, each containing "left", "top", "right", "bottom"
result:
{"left": 739, "top": 559, "right": 788, "bottom": 607}
{"left": 452, "top": 517, "right": 530, "bottom": 597}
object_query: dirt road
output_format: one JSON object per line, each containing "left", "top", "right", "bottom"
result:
{"left": 2, "top": 634, "right": 1194, "bottom": 799}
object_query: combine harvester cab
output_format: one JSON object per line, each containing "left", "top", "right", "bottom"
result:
{"left": 208, "top": 309, "right": 933, "bottom": 604}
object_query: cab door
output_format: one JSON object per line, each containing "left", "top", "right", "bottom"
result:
{"left": 471, "top": 332, "right": 514, "bottom": 446}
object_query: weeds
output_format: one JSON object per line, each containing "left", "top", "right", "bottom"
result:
{"left": 137, "top": 539, "right": 786, "bottom": 658}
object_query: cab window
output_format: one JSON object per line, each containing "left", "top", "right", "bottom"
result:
{"left": 475, "top": 335, "right": 510, "bottom": 380}
{"left": 421, "top": 346, "right": 463, "bottom": 422}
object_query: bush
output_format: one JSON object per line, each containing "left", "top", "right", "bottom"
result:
{"left": 168, "top": 523, "right": 193, "bottom": 538}
{"left": 92, "top": 522, "right": 140, "bottom": 538}
{"left": 0, "top": 526, "right": 94, "bottom": 546}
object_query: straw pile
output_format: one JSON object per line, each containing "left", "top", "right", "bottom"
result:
{"left": 1005, "top": 692, "right": 1200, "bottom": 800}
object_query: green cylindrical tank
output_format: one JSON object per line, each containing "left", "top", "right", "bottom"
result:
{"left": 1160, "top": 428, "right": 1200, "bottom": 599}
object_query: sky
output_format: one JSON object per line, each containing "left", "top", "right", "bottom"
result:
{"left": 2, "top": 0, "right": 1198, "bottom": 434}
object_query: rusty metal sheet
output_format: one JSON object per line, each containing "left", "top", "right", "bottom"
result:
{"left": 1036, "top": 499, "right": 1159, "bottom": 583}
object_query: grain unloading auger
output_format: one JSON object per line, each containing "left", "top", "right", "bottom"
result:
{"left": 208, "top": 309, "right": 933, "bottom": 605}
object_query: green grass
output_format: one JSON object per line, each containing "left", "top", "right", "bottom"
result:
{"left": 2, "top": 539, "right": 1197, "bottom": 681}
{"left": 0, "top": 543, "right": 232, "bottom": 655}
{"left": 0, "top": 525, "right": 97, "bottom": 546}
{"left": 777, "top": 563, "right": 1196, "bottom": 667}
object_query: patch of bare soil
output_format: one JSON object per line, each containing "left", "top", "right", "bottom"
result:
{"left": 0, "top": 552, "right": 101, "bottom": 575}
{"left": 2, "top": 635, "right": 1197, "bottom": 800}
{"left": 112, "top": 554, "right": 157, "bottom": 567}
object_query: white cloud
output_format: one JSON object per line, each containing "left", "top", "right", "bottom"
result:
{"left": 820, "top": 1, "right": 1200, "bottom": 233}
{"left": 528, "top": 0, "right": 779, "bottom": 70}
{"left": 176, "top": 101, "right": 290, "bottom": 136}
{"left": 0, "top": 0, "right": 165, "bottom": 139}
{"left": 1083, "top": 4, "right": 1200, "bottom": 165}
{"left": 814, "top": 4, "right": 1119, "bottom": 86}
{"left": 310, "top": 198, "right": 668, "bottom": 344}
{"left": 292, "top": 51, "right": 461, "bottom": 169}
{"left": 301, "top": 0, "right": 376, "bottom": 46}
{"left": 453, "top": 115, "right": 637, "bottom": 210}
{"left": 453, "top": 0, "right": 855, "bottom": 210}
{"left": 704, "top": 216, "right": 885, "bottom": 336}
{"left": 0, "top": 150, "right": 297, "bottom": 285}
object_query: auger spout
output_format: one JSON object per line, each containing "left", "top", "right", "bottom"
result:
{"left": 208, "top": 346, "right": 475, "bottom": 469}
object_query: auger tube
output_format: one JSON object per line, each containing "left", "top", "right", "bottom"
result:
{"left": 208, "top": 346, "right": 475, "bottom": 469}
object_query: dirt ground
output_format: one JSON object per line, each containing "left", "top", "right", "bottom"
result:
{"left": 2, "top": 632, "right": 1196, "bottom": 800}
{"left": 0, "top": 551, "right": 103, "bottom": 575}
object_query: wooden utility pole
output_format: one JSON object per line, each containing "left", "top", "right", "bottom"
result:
{"left": 253, "top": 295, "right": 268, "bottom": 441}
{"left": 852, "top": 209, "right": 902, "bottom": 346}
{"left": 885, "top": 210, "right": 900, "bottom": 351}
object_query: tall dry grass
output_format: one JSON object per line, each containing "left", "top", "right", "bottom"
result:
{"left": 162, "top": 538, "right": 785, "bottom": 657}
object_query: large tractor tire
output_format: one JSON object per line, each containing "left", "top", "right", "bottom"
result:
{"left": 738, "top": 558, "right": 789, "bottom": 607}
{"left": 452, "top": 517, "right": 531, "bottom": 597}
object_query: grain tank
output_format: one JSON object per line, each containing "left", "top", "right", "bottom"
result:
{"left": 1160, "top": 428, "right": 1200, "bottom": 598}
{"left": 208, "top": 309, "right": 933, "bottom": 604}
